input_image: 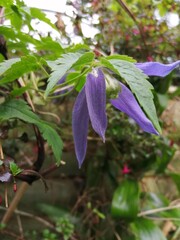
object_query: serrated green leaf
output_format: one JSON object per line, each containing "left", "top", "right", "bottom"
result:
{"left": 36, "top": 37, "right": 64, "bottom": 54}
{"left": 45, "top": 52, "right": 82, "bottom": 96}
{"left": 100, "top": 57, "right": 119, "bottom": 74}
{"left": 66, "top": 43, "right": 90, "bottom": 52}
{"left": 0, "top": 56, "right": 39, "bottom": 85}
{"left": 108, "top": 59, "right": 161, "bottom": 133}
{"left": 0, "top": 58, "right": 20, "bottom": 75}
{"left": 30, "top": 7, "right": 58, "bottom": 30}
{"left": 0, "top": 26, "right": 16, "bottom": 39}
{"left": 0, "top": 0, "right": 13, "bottom": 7}
{"left": 111, "top": 180, "right": 139, "bottom": 220}
{"left": 76, "top": 76, "right": 86, "bottom": 92}
{"left": 106, "top": 54, "right": 136, "bottom": 63}
{"left": 0, "top": 99, "right": 63, "bottom": 164}
{"left": 10, "top": 85, "right": 30, "bottom": 97}
{"left": 130, "top": 218, "right": 167, "bottom": 240}
{"left": 10, "top": 162, "right": 23, "bottom": 176}
{"left": 0, "top": 26, "right": 37, "bottom": 44}
{"left": 8, "top": 41, "right": 30, "bottom": 55}
{"left": 5, "top": 5, "right": 23, "bottom": 30}
{"left": 72, "top": 52, "right": 95, "bottom": 68}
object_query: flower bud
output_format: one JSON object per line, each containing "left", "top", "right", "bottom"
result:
{"left": 13, "top": 182, "right": 17, "bottom": 192}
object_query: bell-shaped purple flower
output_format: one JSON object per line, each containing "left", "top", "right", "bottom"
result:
{"left": 110, "top": 82, "right": 159, "bottom": 135}
{"left": 72, "top": 88, "right": 90, "bottom": 166}
{"left": 72, "top": 69, "right": 107, "bottom": 167}
{"left": 85, "top": 69, "right": 107, "bottom": 142}
{"left": 73, "top": 60, "right": 180, "bottom": 167}
{"left": 136, "top": 60, "right": 180, "bottom": 77}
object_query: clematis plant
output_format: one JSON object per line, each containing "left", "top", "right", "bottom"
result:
{"left": 72, "top": 60, "right": 180, "bottom": 167}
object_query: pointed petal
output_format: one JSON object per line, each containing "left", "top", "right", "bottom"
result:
{"left": 110, "top": 83, "right": 159, "bottom": 135}
{"left": 136, "top": 60, "right": 180, "bottom": 77}
{"left": 85, "top": 69, "right": 107, "bottom": 141}
{"left": 57, "top": 74, "right": 66, "bottom": 84}
{"left": 72, "top": 88, "right": 89, "bottom": 167}
{"left": 0, "top": 172, "right": 12, "bottom": 182}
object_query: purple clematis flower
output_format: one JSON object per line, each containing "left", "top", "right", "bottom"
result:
{"left": 73, "top": 61, "right": 180, "bottom": 167}
{"left": 136, "top": 60, "right": 180, "bottom": 77}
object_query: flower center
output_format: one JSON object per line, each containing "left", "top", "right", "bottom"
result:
{"left": 105, "top": 74, "right": 121, "bottom": 99}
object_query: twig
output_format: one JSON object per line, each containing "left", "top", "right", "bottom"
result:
{"left": 116, "top": 0, "right": 148, "bottom": 57}
{"left": 144, "top": 216, "right": 180, "bottom": 221}
{"left": 37, "top": 110, "right": 61, "bottom": 124}
{"left": 138, "top": 204, "right": 180, "bottom": 217}
{"left": 114, "top": 231, "right": 122, "bottom": 240}
{"left": 171, "top": 227, "right": 180, "bottom": 240}
{"left": 0, "top": 229, "right": 20, "bottom": 239}
{"left": 163, "top": 221, "right": 175, "bottom": 237}
{"left": 0, "top": 142, "right": 9, "bottom": 208}
{"left": 0, "top": 142, "right": 4, "bottom": 160}
{"left": 1, "top": 182, "right": 29, "bottom": 225}
{"left": 0, "top": 206, "right": 55, "bottom": 230}
{"left": 16, "top": 211, "right": 24, "bottom": 239}
{"left": 4, "top": 184, "right": 8, "bottom": 208}
{"left": 17, "top": 78, "right": 35, "bottom": 111}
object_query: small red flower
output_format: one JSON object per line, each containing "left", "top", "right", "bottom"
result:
{"left": 169, "top": 139, "right": 174, "bottom": 147}
{"left": 122, "top": 164, "right": 131, "bottom": 175}
{"left": 147, "top": 56, "right": 153, "bottom": 62}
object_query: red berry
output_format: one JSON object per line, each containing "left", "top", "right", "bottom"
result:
{"left": 13, "top": 183, "right": 17, "bottom": 192}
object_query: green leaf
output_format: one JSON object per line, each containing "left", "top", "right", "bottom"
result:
{"left": 66, "top": 43, "right": 90, "bottom": 52}
{"left": 0, "top": 54, "right": 5, "bottom": 62}
{"left": 169, "top": 173, "right": 180, "bottom": 192}
{"left": 0, "top": 26, "right": 37, "bottom": 44}
{"left": 100, "top": 58, "right": 119, "bottom": 74}
{"left": 130, "top": 218, "right": 167, "bottom": 240}
{"left": 45, "top": 52, "right": 82, "bottom": 97}
{"left": 107, "top": 59, "right": 161, "bottom": 133}
{"left": 106, "top": 54, "right": 136, "bottom": 63}
{"left": 0, "top": 99, "right": 63, "bottom": 164}
{"left": 35, "top": 37, "right": 64, "bottom": 55}
{"left": 10, "top": 85, "right": 31, "bottom": 97}
{"left": 0, "top": 58, "right": 20, "bottom": 75}
{"left": 76, "top": 76, "right": 86, "bottom": 92}
{"left": 141, "top": 192, "right": 180, "bottom": 227}
{"left": 9, "top": 162, "right": 23, "bottom": 176}
{"left": 5, "top": 5, "right": 23, "bottom": 30}
{"left": 155, "top": 145, "right": 175, "bottom": 173}
{"left": 0, "top": 0, "right": 13, "bottom": 7}
{"left": 72, "top": 52, "right": 95, "bottom": 68}
{"left": 30, "top": 7, "right": 58, "bottom": 30}
{"left": 0, "top": 26, "right": 16, "bottom": 40}
{"left": 0, "top": 56, "right": 39, "bottom": 85}
{"left": 38, "top": 203, "right": 77, "bottom": 222}
{"left": 111, "top": 179, "right": 139, "bottom": 220}
{"left": 38, "top": 123, "right": 63, "bottom": 165}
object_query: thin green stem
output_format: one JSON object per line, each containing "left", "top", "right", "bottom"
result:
{"left": 138, "top": 204, "right": 180, "bottom": 217}
{"left": 48, "top": 85, "right": 76, "bottom": 99}
{"left": 38, "top": 64, "right": 50, "bottom": 78}
{"left": 52, "top": 66, "right": 91, "bottom": 91}
{"left": 0, "top": 12, "right": 13, "bottom": 18}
